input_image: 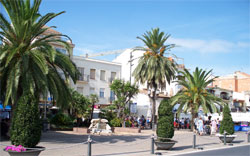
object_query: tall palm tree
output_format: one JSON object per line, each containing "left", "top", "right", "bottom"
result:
{"left": 132, "top": 28, "right": 177, "bottom": 128}
{"left": 171, "top": 67, "right": 225, "bottom": 131}
{"left": 0, "top": 0, "right": 78, "bottom": 108}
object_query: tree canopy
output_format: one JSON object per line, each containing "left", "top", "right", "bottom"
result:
{"left": 0, "top": 0, "right": 78, "bottom": 108}
{"left": 110, "top": 79, "right": 139, "bottom": 118}
{"left": 132, "top": 28, "right": 177, "bottom": 126}
{"left": 172, "top": 67, "right": 225, "bottom": 130}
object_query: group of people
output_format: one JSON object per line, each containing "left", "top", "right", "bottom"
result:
{"left": 174, "top": 118, "right": 191, "bottom": 129}
{"left": 124, "top": 115, "right": 151, "bottom": 129}
{"left": 195, "top": 117, "right": 220, "bottom": 136}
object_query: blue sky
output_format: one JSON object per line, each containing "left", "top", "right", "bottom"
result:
{"left": 41, "top": 0, "right": 249, "bottom": 75}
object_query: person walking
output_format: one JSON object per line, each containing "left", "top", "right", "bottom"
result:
{"left": 211, "top": 119, "right": 217, "bottom": 135}
{"left": 198, "top": 117, "right": 204, "bottom": 135}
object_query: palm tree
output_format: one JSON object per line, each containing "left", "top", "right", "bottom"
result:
{"left": 132, "top": 28, "right": 177, "bottom": 129}
{"left": 0, "top": 0, "right": 78, "bottom": 108}
{"left": 171, "top": 67, "right": 225, "bottom": 131}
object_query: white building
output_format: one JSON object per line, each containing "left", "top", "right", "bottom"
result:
{"left": 71, "top": 56, "right": 121, "bottom": 105}
{"left": 113, "top": 49, "right": 183, "bottom": 117}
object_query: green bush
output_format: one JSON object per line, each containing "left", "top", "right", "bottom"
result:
{"left": 220, "top": 104, "right": 234, "bottom": 135}
{"left": 49, "top": 113, "right": 73, "bottom": 127}
{"left": 10, "top": 94, "right": 42, "bottom": 148}
{"left": 125, "top": 120, "right": 132, "bottom": 127}
{"left": 156, "top": 99, "right": 174, "bottom": 142}
{"left": 110, "top": 118, "right": 122, "bottom": 127}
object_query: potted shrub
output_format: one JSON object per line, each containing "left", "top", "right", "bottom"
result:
{"left": 4, "top": 94, "right": 45, "bottom": 156}
{"left": 217, "top": 104, "right": 236, "bottom": 143}
{"left": 155, "top": 99, "right": 177, "bottom": 150}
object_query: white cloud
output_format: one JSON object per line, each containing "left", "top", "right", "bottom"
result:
{"left": 168, "top": 38, "right": 249, "bottom": 53}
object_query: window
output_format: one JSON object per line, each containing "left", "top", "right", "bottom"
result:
{"left": 110, "top": 91, "right": 115, "bottom": 102}
{"left": 55, "top": 47, "right": 67, "bottom": 54}
{"left": 90, "top": 87, "right": 95, "bottom": 95}
{"left": 111, "top": 72, "right": 116, "bottom": 81}
{"left": 90, "top": 69, "right": 96, "bottom": 80}
{"left": 100, "top": 70, "right": 106, "bottom": 81}
{"left": 100, "top": 88, "right": 105, "bottom": 98}
{"left": 77, "top": 67, "right": 84, "bottom": 81}
{"left": 77, "top": 87, "right": 83, "bottom": 94}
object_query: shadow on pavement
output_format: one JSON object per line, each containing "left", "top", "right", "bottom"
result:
{"left": 40, "top": 131, "right": 150, "bottom": 144}
{"left": 93, "top": 150, "right": 151, "bottom": 156}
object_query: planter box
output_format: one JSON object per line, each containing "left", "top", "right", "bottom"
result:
{"left": 217, "top": 134, "right": 237, "bottom": 143}
{"left": 73, "top": 127, "right": 90, "bottom": 134}
{"left": 4, "top": 147, "right": 45, "bottom": 156}
{"left": 113, "top": 127, "right": 141, "bottom": 133}
{"left": 155, "top": 140, "right": 177, "bottom": 150}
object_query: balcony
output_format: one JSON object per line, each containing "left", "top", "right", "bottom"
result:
{"left": 220, "top": 92, "right": 230, "bottom": 100}
{"left": 77, "top": 74, "right": 89, "bottom": 83}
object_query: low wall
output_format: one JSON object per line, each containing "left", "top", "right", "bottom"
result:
{"left": 113, "top": 127, "right": 141, "bottom": 133}
{"left": 73, "top": 127, "right": 90, "bottom": 134}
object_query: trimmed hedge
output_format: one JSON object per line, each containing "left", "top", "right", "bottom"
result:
{"left": 10, "top": 94, "right": 42, "bottom": 148}
{"left": 49, "top": 113, "right": 73, "bottom": 127}
{"left": 220, "top": 104, "right": 234, "bottom": 135}
{"left": 157, "top": 99, "right": 174, "bottom": 142}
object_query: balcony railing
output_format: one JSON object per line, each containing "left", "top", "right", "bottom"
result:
{"left": 220, "top": 94, "right": 230, "bottom": 100}
{"left": 77, "top": 74, "right": 89, "bottom": 82}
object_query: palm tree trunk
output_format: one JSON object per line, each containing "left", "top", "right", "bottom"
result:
{"left": 191, "top": 107, "right": 197, "bottom": 132}
{"left": 151, "top": 88, "right": 157, "bottom": 131}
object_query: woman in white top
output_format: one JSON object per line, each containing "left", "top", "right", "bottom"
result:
{"left": 198, "top": 117, "right": 204, "bottom": 135}
{"left": 211, "top": 120, "right": 217, "bottom": 135}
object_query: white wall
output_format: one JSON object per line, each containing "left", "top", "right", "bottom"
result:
{"left": 71, "top": 56, "right": 121, "bottom": 105}
{"left": 113, "top": 49, "right": 181, "bottom": 117}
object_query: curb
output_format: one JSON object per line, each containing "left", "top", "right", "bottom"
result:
{"left": 164, "top": 143, "right": 250, "bottom": 156}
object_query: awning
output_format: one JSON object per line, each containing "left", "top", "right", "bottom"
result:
{"left": 0, "top": 104, "right": 3, "bottom": 110}
{"left": 5, "top": 105, "right": 11, "bottom": 110}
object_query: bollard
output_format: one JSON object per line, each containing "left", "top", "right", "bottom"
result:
{"left": 248, "top": 131, "right": 250, "bottom": 143}
{"left": 87, "top": 135, "right": 92, "bottom": 156}
{"left": 151, "top": 134, "right": 155, "bottom": 154}
{"left": 224, "top": 131, "right": 226, "bottom": 145}
{"left": 193, "top": 133, "right": 196, "bottom": 149}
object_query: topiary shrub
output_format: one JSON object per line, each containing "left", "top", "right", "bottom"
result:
{"left": 110, "top": 118, "right": 122, "bottom": 127}
{"left": 157, "top": 99, "right": 174, "bottom": 142}
{"left": 220, "top": 104, "right": 234, "bottom": 135}
{"left": 10, "top": 94, "right": 42, "bottom": 148}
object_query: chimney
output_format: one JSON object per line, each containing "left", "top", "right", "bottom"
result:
{"left": 234, "top": 75, "right": 238, "bottom": 92}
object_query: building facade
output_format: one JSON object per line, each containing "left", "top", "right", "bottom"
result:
{"left": 212, "top": 71, "right": 250, "bottom": 93}
{"left": 71, "top": 56, "right": 121, "bottom": 105}
{"left": 212, "top": 71, "right": 250, "bottom": 112}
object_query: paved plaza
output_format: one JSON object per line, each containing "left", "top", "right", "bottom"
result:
{"left": 0, "top": 130, "right": 249, "bottom": 156}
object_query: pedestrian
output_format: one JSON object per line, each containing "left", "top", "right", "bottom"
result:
{"left": 187, "top": 118, "right": 190, "bottom": 129}
{"left": 198, "top": 117, "right": 204, "bottom": 135}
{"left": 216, "top": 118, "right": 220, "bottom": 132}
{"left": 211, "top": 119, "right": 217, "bottom": 135}
{"left": 184, "top": 118, "right": 188, "bottom": 129}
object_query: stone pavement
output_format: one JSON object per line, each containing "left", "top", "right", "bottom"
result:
{"left": 0, "top": 130, "right": 249, "bottom": 156}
